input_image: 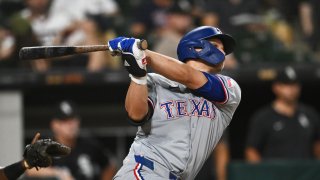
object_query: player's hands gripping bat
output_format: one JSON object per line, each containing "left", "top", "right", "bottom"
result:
{"left": 108, "top": 37, "right": 148, "bottom": 85}
{"left": 23, "top": 133, "right": 71, "bottom": 170}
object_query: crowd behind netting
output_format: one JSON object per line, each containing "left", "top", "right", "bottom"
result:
{"left": 0, "top": 0, "right": 319, "bottom": 72}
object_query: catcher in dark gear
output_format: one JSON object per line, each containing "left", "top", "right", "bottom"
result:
{"left": 0, "top": 133, "right": 70, "bottom": 180}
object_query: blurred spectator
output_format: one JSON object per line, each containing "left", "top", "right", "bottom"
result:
{"left": 231, "top": 14, "right": 286, "bottom": 64}
{"left": 14, "top": 0, "right": 120, "bottom": 71}
{"left": 259, "top": 0, "right": 315, "bottom": 62}
{"left": 196, "top": 0, "right": 259, "bottom": 34}
{"left": 0, "top": 24, "right": 15, "bottom": 61}
{"left": 49, "top": 0, "right": 120, "bottom": 70}
{"left": 261, "top": 0, "right": 310, "bottom": 28}
{"left": 193, "top": 0, "right": 260, "bottom": 68}
{"left": 245, "top": 66, "right": 320, "bottom": 162}
{"left": 196, "top": 132, "right": 230, "bottom": 180}
{"left": 194, "top": 0, "right": 315, "bottom": 65}
{"left": 129, "top": 0, "right": 174, "bottom": 46}
{"left": 26, "top": 100, "right": 116, "bottom": 180}
{"left": 231, "top": 13, "right": 313, "bottom": 64}
{"left": 300, "top": 0, "right": 320, "bottom": 59}
{"left": 0, "top": 7, "right": 47, "bottom": 71}
{"left": 153, "top": 1, "right": 193, "bottom": 59}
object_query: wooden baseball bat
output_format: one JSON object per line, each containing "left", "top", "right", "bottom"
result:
{"left": 19, "top": 40, "right": 148, "bottom": 60}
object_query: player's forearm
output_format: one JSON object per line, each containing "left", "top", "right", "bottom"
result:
{"left": 125, "top": 81, "right": 149, "bottom": 121}
{"left": 313, "top": 141, "right": 320, "bottom": 159}
{"left": 299, "top": 2, "right": 313, "bottom": 36}
{"left": 1, "top": 160, "right": 27, "bottom": 180}
{"left": 145, "top": 50, "right": 206, "bottom": 89}
{"left": 245, "top": 147, "right": 261, "bottom": 163}
{"left": 214, "top": 142, "right": 229, "bottom": 180}
{"left": 0, "top": 169, "right": 8, "bottom": 180}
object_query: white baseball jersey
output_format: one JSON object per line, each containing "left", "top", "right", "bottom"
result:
{"left": 126, "top": 72, "right": 241, "bottom": 179}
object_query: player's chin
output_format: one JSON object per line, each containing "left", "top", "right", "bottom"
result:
{"left": 210, "top": 61, "right": 224, "bottom": 73}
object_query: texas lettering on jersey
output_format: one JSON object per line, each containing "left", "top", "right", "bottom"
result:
{"left": 160, "top": 98, "right": 216, "bottom": 119}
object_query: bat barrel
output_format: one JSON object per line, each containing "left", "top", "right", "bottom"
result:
{"left": 19, "top": 46, "right": 76, "bottom": 60}
{"left": 19, "top": 45, "right": 109, "bottom": 60}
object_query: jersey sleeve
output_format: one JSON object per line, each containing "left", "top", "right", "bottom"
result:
{"left": 191, "top": 72, "right": 227, "bottom": 103}
{"left": 147, "top": 74, "right": 157, "bottom": 108}
{"left": 217, "top": 74, "right": 241, "bottom": 113}
{"left": 192, "top": 73, "right": 241, "bottom": 120}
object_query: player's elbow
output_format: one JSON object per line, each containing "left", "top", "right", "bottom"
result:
{"left": 126, "top": 106, "right": 148, "bottom": 122}
{"left": 127, "top": 112, "right": 147, "bottom": 122}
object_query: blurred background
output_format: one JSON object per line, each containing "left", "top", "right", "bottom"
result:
{"left": 0, "top": 0, "right": 320, "bottom": 179}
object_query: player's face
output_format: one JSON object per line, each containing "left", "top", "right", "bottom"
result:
{"left": 208, "top": 38, "right": 226, "bottom": 72}
{"left": 189, "top": 38, "right": 226, "bottom": 73}
{"left": 52, "top": 118, "right": 80, "bottom": 140}
{"left": 209, "top": 38, "right": 226, "bottom": 55}
{"left": 273, "top": 82, "right": 301, "bottom": 104}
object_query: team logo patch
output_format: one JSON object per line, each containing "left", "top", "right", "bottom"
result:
{"left": 142, "top": 57, "right": 147, "bottom": 65}
{"left": 160, "top": 98, "right": 216, "bottom": 119}
{"left": 227, "top": 78, "right": 234, "bottom": 88}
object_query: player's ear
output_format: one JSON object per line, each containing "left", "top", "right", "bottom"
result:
{"left": 272, "top": 82, "right": 280, "bottom": 95}
{"left": 50, "top": 119, "right": 59, "bottom": 133}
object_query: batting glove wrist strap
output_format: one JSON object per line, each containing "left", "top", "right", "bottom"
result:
{"left": 129, "top": 74, "right": 147, "bottom": 85}
{"left": 23, "top": 160, "right": 31, "bottom": 169}
{"left": 122, "top": 51, "right": 147, "bottom": 77}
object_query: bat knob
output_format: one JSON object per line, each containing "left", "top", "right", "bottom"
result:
{"left": 19, "top": 47, "right": 37, "bottom": 60}
{"left": 19, "top": 48, "right": 27, "bottom": 60}
{"left": 138, "top": 40, "right": 148, "bottom": 50}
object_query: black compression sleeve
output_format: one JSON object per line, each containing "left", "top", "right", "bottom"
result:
{"left": 3, "top": 161, "right": 26, "bottom": 180}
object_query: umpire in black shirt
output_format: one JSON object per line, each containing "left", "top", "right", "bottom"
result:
{"left": 245, "top": 66, "right": 320, "bottom": 162}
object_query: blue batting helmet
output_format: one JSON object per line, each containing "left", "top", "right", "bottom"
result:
{"left": 177, "top": 26, "right": 236, "bottom": 65}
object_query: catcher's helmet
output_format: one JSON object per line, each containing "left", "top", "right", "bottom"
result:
{"left": 177, "top": 26, "right": 236, "bottom": 65}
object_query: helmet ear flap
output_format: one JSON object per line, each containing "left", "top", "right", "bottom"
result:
{"left": 177, "top": 39, "right": 225, "bottom": 65}
{"left": 177, "top": 40, "right": 201, "bottom": 62}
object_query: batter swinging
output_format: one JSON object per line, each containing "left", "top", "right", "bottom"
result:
{"left": 108, "top": 26, "right": 241, "bottom": 180}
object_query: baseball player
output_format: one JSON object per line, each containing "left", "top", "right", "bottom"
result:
{"left": 0, "top": 133, "right": 70, "bottom": 180}
{"left": 108, "top": 26, "right": 241, "bottom": 180}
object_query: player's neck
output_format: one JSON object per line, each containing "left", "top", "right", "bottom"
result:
{"left": 273, "top": 99, "right": 297, "bottom": 117}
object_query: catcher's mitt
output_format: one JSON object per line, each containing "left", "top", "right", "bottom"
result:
{"left": 23, "top": 133, "right": 71, "bottom": 170}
